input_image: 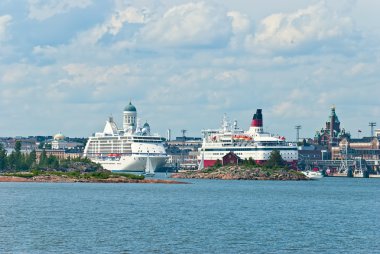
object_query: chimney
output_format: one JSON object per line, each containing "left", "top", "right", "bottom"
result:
{"left": 251, "top": 109, "right": 263, "bottom": 127}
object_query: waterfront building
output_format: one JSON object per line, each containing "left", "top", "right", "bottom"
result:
{"left": 36, "top": 149, "right": 82, "bottom": 162}
{"left": 51, "top": 133, "right": 67, "bottom": 150}
{"left": 331, "top": 137, "right": 380, "bottom": 160}
{"left": 165, "top": 136, "right": 202, "bottom": 169}
{"left": 222, "top": 152, "right": 240, "bottom": 166}
{"left": 314, "top": 106, "right": 350, "bottom": 148}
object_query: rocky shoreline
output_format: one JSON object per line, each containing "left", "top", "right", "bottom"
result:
{"left": 0, "top": 175, "right": 188, "bottom": 184}
{"left": 171, "top": 165, "right": 308, "bottom": 181}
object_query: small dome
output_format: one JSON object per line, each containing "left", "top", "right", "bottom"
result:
{"left": 54, "top": 133, "right": 65, "bottom": 141}
{"left": 143, "top": 122, "right": 150, "bottom": 127}
{"left": 124, "top": 102, "right": 136, "bottom": 112}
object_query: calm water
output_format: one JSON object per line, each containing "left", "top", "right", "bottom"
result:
{"left": 1, "top": 176, "right": 379, "bottom": 254}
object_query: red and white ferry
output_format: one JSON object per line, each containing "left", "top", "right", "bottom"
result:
{"left": 198, "top": 109, "right": 298, "bottom": 168}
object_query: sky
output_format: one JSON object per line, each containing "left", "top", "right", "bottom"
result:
{"left": 1, "top": 0, "right": 380, "bottom": 140}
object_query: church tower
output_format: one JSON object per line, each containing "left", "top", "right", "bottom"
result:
{"left": 123, "top": 101, "right": 137, "bottom": 133}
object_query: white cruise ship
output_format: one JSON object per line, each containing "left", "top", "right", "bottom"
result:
{"left": 199, "top": 109, "right": 298, "bottom": 168}
{"left": 83, "top": 102, "right": 168, "bottom": 172}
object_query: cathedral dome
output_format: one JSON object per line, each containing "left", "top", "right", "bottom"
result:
{"left": 124, "top": 102, "right": 136, "bottom": 112}
{"left": 54, "top": 133, "right": 65, "bottom": 141}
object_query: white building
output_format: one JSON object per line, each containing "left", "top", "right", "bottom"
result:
{"left": 51, "top": 133, "right": 68, "bottom": 150}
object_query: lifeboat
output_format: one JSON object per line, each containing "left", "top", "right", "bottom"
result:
{"left": 233, "top": 135, "right": 252, "bottom": 141}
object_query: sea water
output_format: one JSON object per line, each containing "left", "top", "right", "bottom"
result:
{"left": 0, "top": 176, "right": 379, "bottom": 253}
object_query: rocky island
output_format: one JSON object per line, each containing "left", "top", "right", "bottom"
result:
{"left": 171, "top": 150, "right": 307, "bottom": 181}
{"left": 0, "top": 170, "right": 187, "bottom": 184}
{"left": 0, "top": 173, "right": 186, "bottom": 184}
{"left": 171, "top": 165, "right": 307, "bottom": 181}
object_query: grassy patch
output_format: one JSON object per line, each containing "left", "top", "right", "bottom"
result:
{"left": 2, "top": 170, "right": 145, "bottom": 180}
{"left": 111, "top": 172, "right": 145, "bottom": 180}
{"left": 4, "top": 172, "right": 35, "bottom": 178}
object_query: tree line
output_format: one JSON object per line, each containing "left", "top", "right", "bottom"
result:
{"left": 0, "top": 141, "right": 91, "bottom": 172}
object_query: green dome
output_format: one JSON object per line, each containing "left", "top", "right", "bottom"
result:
{"left": 124, "top": 102, "right": 136, "bottom": 112}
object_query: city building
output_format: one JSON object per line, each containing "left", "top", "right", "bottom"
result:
{"left": 165, "top": 136, "right": 202, "bottom": 169}
{"left": 331, "top": 137, "right": 380, "bottom": 160}
{"left": 314, "top": 106, "right": 350, "bottom": 148}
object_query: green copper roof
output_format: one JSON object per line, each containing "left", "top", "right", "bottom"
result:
{"left": 124, "top": 102, "right": 136, "bottom": 112}
{"left": 327, "top": 107, "right": 340, "bottom": 123}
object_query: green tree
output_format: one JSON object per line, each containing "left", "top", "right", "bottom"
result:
{"left": 214, "top": 159, "right": 222, "bottom": 168}
{"left": 47, "top": 155, "right": 59, "bottom": 169}
{"left": 248, "top": 157, "right": 256, "bottom": 166}
{"left": 39, "top": 150, "right": 48, "bottom": 167}
{"left": 38, "top": 142, "right": 44, "bottom": 149}
{"left": 265, "top": 150, "right": 285, "bottom": 168}
{"left": 13, "top": 141, "right": 23, "bottom": 170}
{"left": 0, "top": 143, "right": 8, "bottom": 171}
{"left": 18, "top": 153, "right": 29, "bottom": 171}
{"left": 7, "top": 152, "right": 16, "bottom": 170}
{"left": 15, "top": 140, "right": 22, "bottom": 152}
{"left": 27, "top": 150, "right": 37, "bottom": 168}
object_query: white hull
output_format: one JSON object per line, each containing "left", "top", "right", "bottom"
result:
{"left": 92, "top": 155, "right": 167, "bottom": 172}
{"left": 302, "top": 171, "right": 323, "bottom": 180}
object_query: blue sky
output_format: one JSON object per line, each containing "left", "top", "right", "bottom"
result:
{"left": 0, "top": 0, "right": 379, "bottom": 140}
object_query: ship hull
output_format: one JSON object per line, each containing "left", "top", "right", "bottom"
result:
{"left": 92, "top": 155, "right": 168, "bottom": 172}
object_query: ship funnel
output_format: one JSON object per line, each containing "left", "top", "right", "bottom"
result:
{"left": 251, "top": 109, "right": 263, "bottom": 127}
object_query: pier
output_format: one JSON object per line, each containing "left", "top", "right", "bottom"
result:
{"left": 300, "top": 158, "right": 380, "bottom": 177}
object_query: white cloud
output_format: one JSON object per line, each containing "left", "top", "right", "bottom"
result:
{"left": 62, "top": 63, "right": 131, "bottom": 85}
{"left": 72, "top": 5, "right": 147, "bottom": 46}
{"left": 0, "top": 0, "right": 379, "bottom": 138}
{"left": 214, "top": 69, "right": 248, "bottom": 83}
{"left": 139, "top": 2, "right": 232, "bottom": 48}
{"left": 28, "top": 0, "right": 92, "bottom": 21}
{"left": 270, "top": 88, "right": 320, "bottom": 120}
{"left": 1, "top": 64, "right": 29, "bottom": 84}
{"left": 345, "top": 62, "right": 373, "bottom": 76}
{"left": 0, "top": 15, "right": 12, "bottom": 41}
{"left": 247, "top": 1, "right": 354, "bottom": 54}
{"left": 227, "top": 11, "right": 251, "bottom": 50}
{"left": 109, "top": 6, "right": 146, "bottom": 35}
{"left": 227, "top": 11, "right": 250, "bottom": 34}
